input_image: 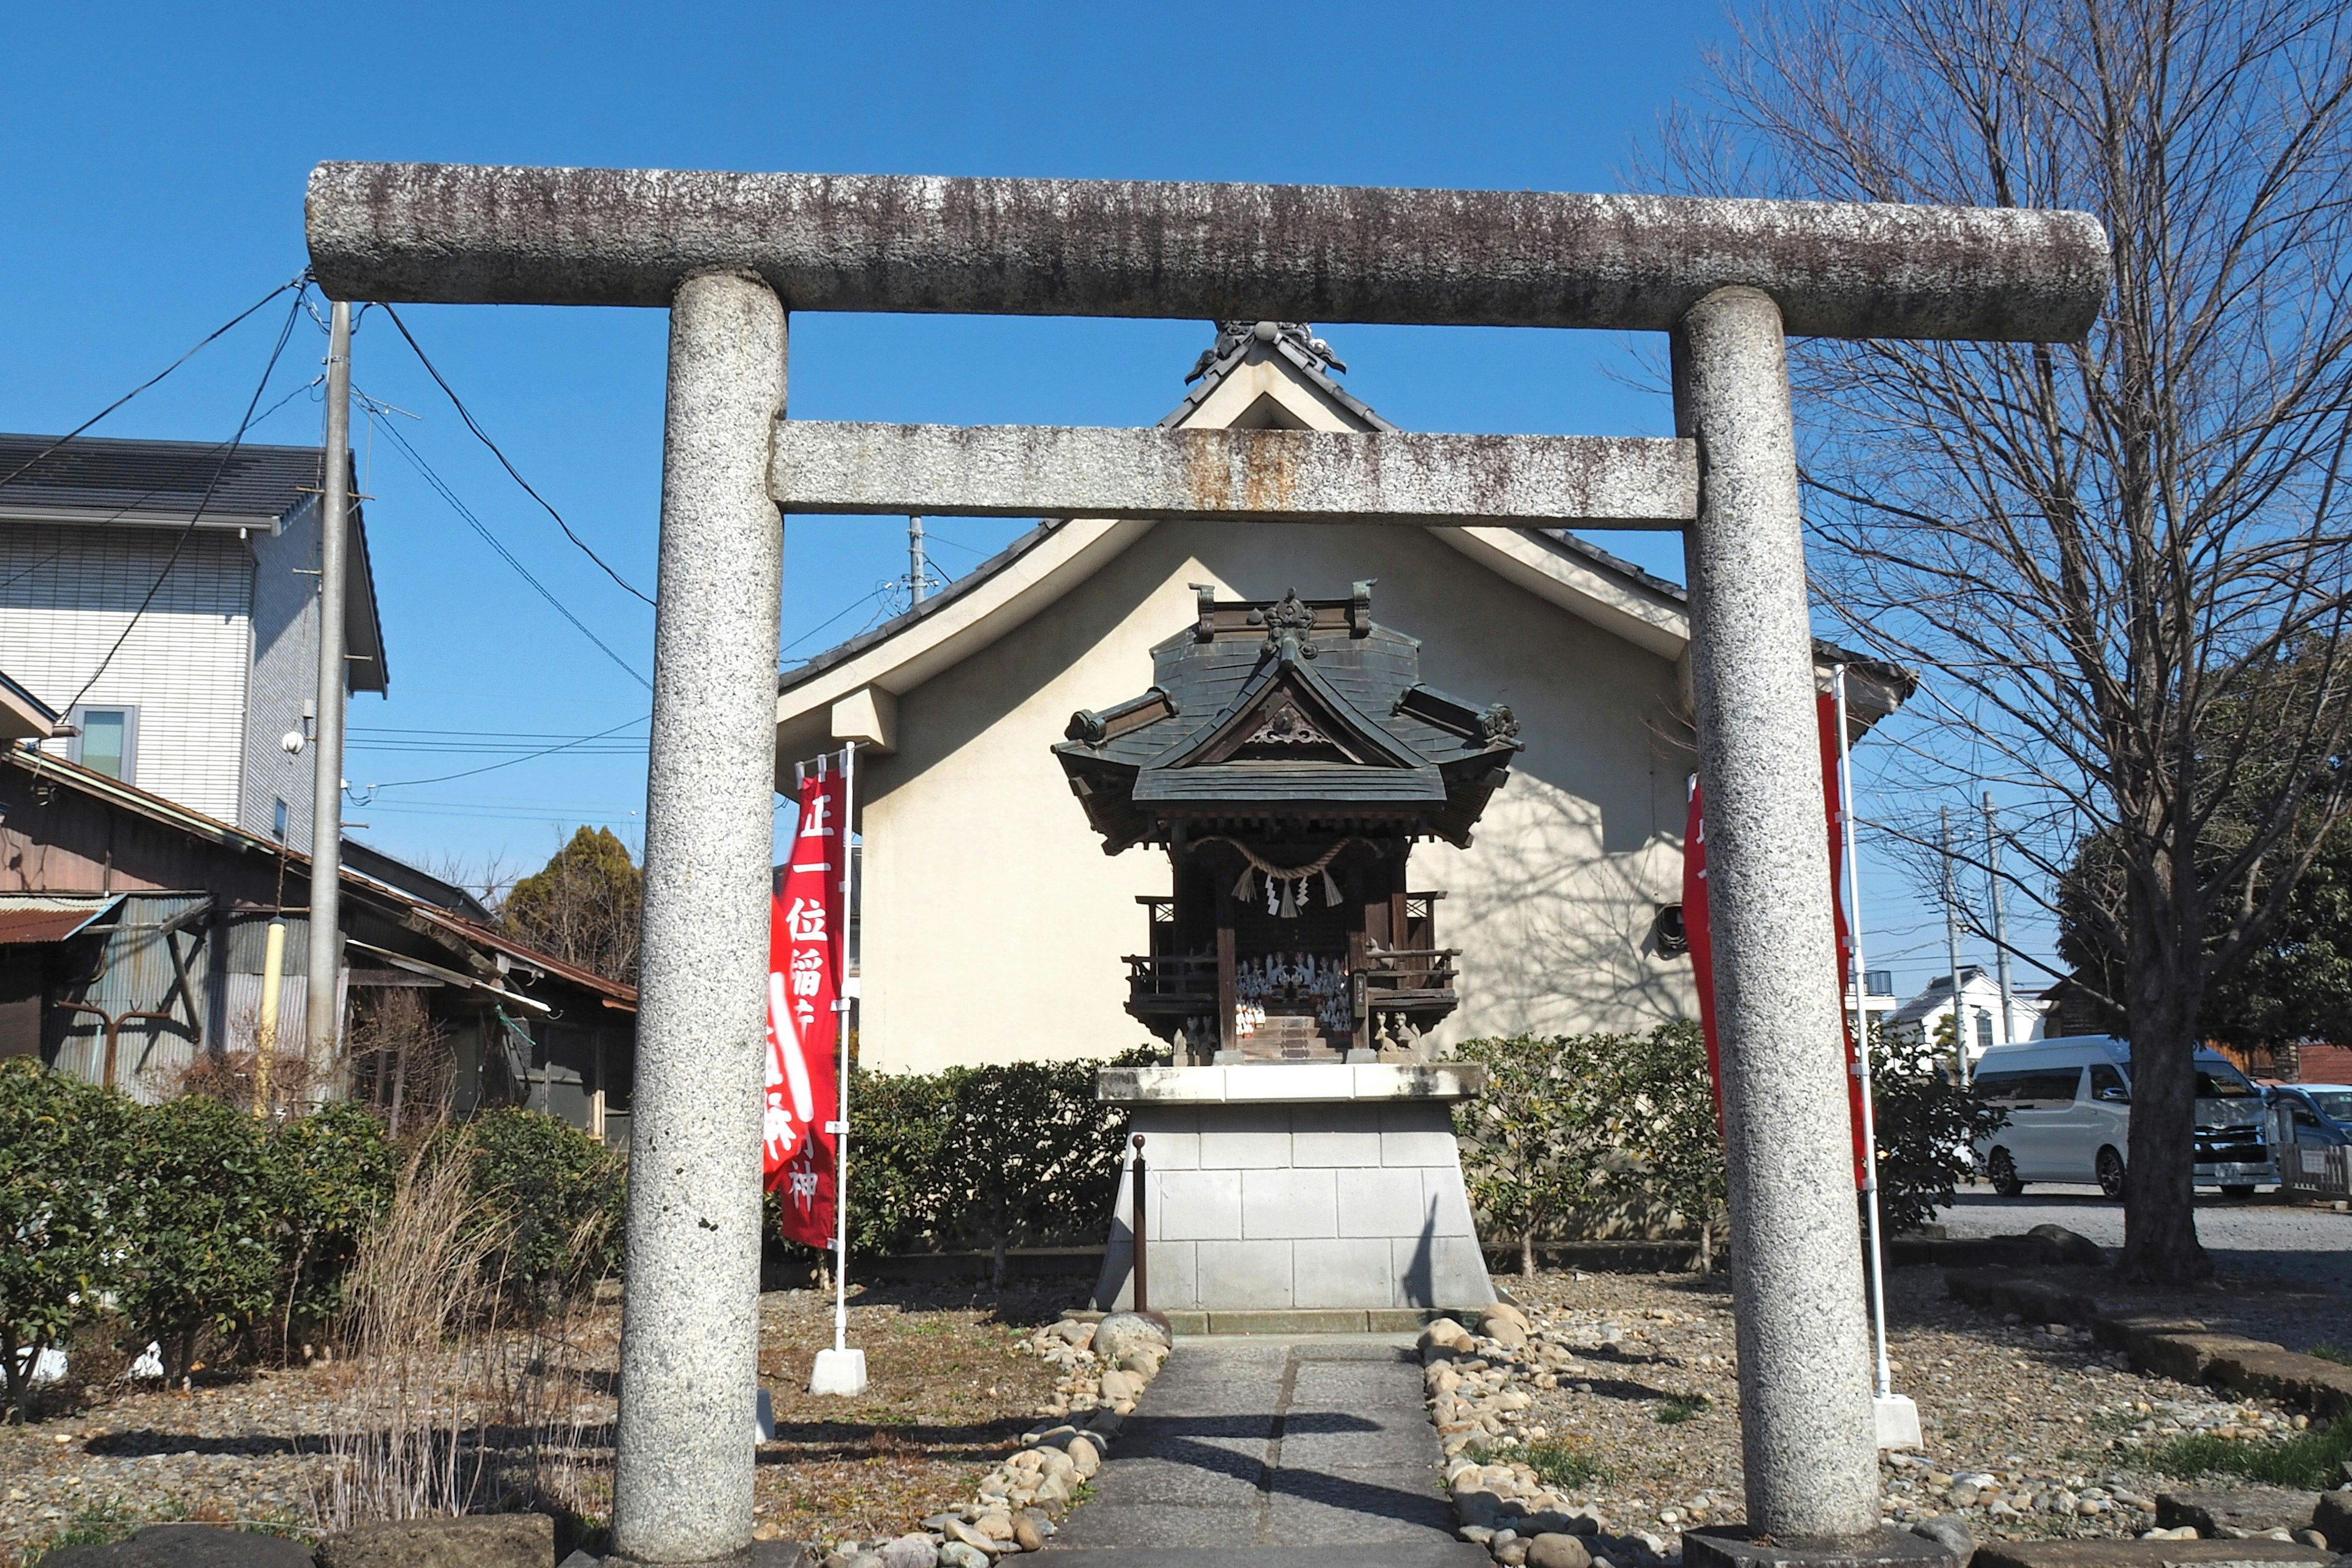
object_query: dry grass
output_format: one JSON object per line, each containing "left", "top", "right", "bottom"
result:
{"left": 311, "top": 1148, "right": 502, "bottom": 1528}
{"left": 309, "top": 1142, "right": 615, "bottom": 1540}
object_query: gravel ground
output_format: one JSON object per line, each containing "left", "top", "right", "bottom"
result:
{"left": 1937, "top": 1186, "right": 2352, "bottom": 1298}
{"left": 0, "top": 1282, "right": 1074, "bottom": 1567}
{"left": 1437, "top": 1264, "right": 2335, "bottom": 1559}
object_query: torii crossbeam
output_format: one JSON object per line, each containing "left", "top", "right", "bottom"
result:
{"left": 306, "top": 162, "right": 2106, "bottom": 1568}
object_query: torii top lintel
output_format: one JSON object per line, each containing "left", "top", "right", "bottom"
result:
{"left": 306, "top": 162, "right": 2108, "bottom": 343}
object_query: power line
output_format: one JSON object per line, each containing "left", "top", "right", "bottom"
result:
{"left": 61, "top": 287, "right": 312, "bottom": 713}
{"left": 779, "top": 586, "right": 892, "bottom": 664}
{"left": 0, "top": 274, "right": 310, "bottom": 492}
{"left": 354, "top": 710, "right": 653, "bottom": 794}
{"left": 0, "top": 374, "right": 325, "bottom": 600}
{"left": 366, "top": 407, "right": 652, "bottom": 692}
{"left": 377, "top": 304, "right": 656, "bottom": 606}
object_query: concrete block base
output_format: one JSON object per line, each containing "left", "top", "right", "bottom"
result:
{"left": 1684, "top": 1528, "right": 1960, "bottom": 1568}
{"left": 1873, "top": 1394, "right": 1921, "bottom": 1450}
{"left": 1156, "top": 1306, "right": 1479, "bottom": 1335}
{"left": 571, "top": 1548, "right": 806, "bottom": 1568}
{"left": 1091, "top": 1079, "right": 1494, "bottom": 1314}
{"left": 808, "top": 1347, "right": 869, "bottom": 1395}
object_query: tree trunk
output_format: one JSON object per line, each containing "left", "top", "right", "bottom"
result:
{"left": 2, "top": 1325, "right": 29, "bottom": 1425}
{"left": 1520, "top": 1228, "right": 1536, "bottom": 1278}
{"left": 2120, "top": 946, "right": 2212, "bottom": 1283}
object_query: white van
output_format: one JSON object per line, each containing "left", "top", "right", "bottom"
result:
{"left": 1970, "top": 1035, "right": 2276, "bottom": 1200}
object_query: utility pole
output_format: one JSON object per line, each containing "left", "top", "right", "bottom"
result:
{"left": 1983, "top": 791, "right": 2018, "bottom": 1048}
{"left": 908, "top": 515, "right": 929, "bottom": 605}
{"left": 1942, "top": 804, "right": 1969, "bottom": 1083}
{"left": 304, "top": 299, "right": 352, "bottom": 1102}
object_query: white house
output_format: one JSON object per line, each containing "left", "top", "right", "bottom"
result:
{"left": 0, "top": 432, "right": 387, "bottom": 844}
{"left": 773, "top": 321, "right": 1909, "bottom": 1073}
{"left": 1888, "top": 964, "right": 2047, "bottom": 1060}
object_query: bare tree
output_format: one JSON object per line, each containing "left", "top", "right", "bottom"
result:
{"left": 1659, "top": 0, "right": 2352, "bottom": 1280}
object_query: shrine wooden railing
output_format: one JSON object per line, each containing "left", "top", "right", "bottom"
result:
{"left": 1358, "top": 946, "right": 1461, "bottom": 1008}
{"left": 1125, "top": 951, "right": 1217, "bottom": 1005}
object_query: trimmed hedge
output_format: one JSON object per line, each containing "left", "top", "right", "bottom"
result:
{"left": 1453, "top": 1020, "right": 2005, "bottom": 1269}
{"left": 0, "top": 1060, "right": 628, "bottom": 1422}
{"left": 771, "top": 1055, "right": 1147, "bottom": 1271}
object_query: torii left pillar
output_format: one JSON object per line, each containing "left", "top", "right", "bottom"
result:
{"left": 612, "top": 267, "right": 787, "bottom": 1567}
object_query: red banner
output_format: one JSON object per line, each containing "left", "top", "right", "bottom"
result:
{"left": 766, "top": 770, "right": 846, "bottom": 1248}
{"left": 1681, "top": 693, "right": 1869, "bottom": 1186}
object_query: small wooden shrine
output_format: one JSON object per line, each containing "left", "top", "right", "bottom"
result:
{"left": 1056, "top": 584, "right": 1522, "bottom": 1063}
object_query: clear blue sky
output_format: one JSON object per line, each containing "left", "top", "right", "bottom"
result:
{"left": 0, "top": 0, "right": 2049, "bottom": 997}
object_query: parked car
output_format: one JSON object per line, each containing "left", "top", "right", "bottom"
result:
{"left": 2268, "top": 1082, "right": 2352, "bottom": 1164}
{"left": 1970, "top": 1035, "right": 2277, "bottom": 1200}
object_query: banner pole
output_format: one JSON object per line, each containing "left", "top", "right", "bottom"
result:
{"left": 834, "top": 740, "right": 855, "bottom": 1360}
{"left": 1835, "top": 668, "right": 1895, "bottom": 1406}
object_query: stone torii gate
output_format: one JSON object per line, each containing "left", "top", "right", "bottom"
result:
{"left": 306, "top": 164, "right": 2107, "bottom": 1568}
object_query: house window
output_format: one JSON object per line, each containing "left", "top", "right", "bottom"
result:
{"left": 273, "top": 797, "right": 290, "bottom": 842}
{"left": 1975, "top": 1010, "right": 1996, "bottom": 1054}
{"left": 67, "top": 706, "right": 137, "bottom": 782}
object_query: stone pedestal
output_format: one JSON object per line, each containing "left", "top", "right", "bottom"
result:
{"left": 1091, "top": 1063, "right": 1495, "bottom": 1315}
{"left": 1682, "top": 1526, "right": 1961, "bottom": 1568}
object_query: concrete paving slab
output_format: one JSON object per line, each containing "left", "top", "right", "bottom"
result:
{"left": 1044, "top": 1333, "right": 1478, "bottom": 1559}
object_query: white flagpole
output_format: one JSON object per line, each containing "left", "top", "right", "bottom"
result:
{"left": 1838, "top": 669, "right": 1909, "bottom": 1446}
{"left": 833, "top": 741, "right": 856, "bottom": 1360}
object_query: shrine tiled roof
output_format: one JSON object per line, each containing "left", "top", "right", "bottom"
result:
{"left": 1054, "top": 584, "right": 1522, "bottom": 851}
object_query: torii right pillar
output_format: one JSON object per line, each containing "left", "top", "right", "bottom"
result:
{"left": 1676, "top": 284, "right": 1914, "bottom": 1561}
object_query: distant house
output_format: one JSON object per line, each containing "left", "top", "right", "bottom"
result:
{"left": 0, "top": 742, "right": 635, "bottom": 1142}
{"left": 0, "top": 432, "right": 387, "bottom": 845}
{"left": 1888, "top": 965, "right": 2047, "bottom": 1060}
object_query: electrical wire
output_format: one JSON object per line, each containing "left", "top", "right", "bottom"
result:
{"left": 354, "top": 710, "right": 653, "bottom": 794}
{"left": 0, "top": 375, "right": 325, "bottom": 600}
{"left": 347, "top": 723, "right": 650, "bottom": 756}
{"left": 0, "top": 274, "right": 310, "bottom": 492}
{"left": 60, "top": 287, "right": 312, "bottom": 712}
{"left": 366, "top": 409, "right": 652, "bottom": 692}
{"left": 779, "top": 586, "right": 892, "bottom": 664}
{"left": 377, "top": 303, "right": 656, "bottom": 606}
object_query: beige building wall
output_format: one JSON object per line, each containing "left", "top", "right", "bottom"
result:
{"left": 851, "top": 518, "right": 1700, "bottom": 1075}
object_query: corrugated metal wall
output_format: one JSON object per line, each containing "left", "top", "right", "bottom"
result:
{"left": 51, "top": 893, "right": 213, "bottom": 1102}
{"left": 50, "top": 900, "right": 343, "bottom": 1102}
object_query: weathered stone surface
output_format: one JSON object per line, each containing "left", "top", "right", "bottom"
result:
{"left": 1679, "top": 283, "right": 1880, "bottom": 1543}
{"left": 2139, "top": 1334, "right": 2289, "bottom": 1385}
{"left": 1526, "top": 1532, "right": 1594, "bottom": 1568}
{"left": 2024, "top": 1224, "right": 2108, "bottom": 1268}
{"left": 2309, "top": 1491, "right": 2351, "bottom": 1550}
{"left": 305, "top": 163, "right": 2109, "bottom": 343}
{"left": 613, "top": 267, "right": 789, "bottom": 1566}
{"left": 1968, "top": 1538, "right": 2334, "bottom": 1568}
{"left": 2156, "top": 1490, "right": 2323, "bottom": 1537}
{"left": 40, "top": 1525, "right": 314, "bottom": 1568}
{"left": 2205, "top": 1349, "right": 2352, "bottom": 1417}
{"left": 1681, "top": 1525, "right": 1959, "bottom": 1568}
{"left": 878, "top": 1538, "right": 938, "bottom": 1568}
{"left": 318, "top": 1513, "right": 556, "bottom": 1568}
{"left": 771, "top": 422, "right": 1696, "bottom": 529}
{"left": 1909, "top": 1518, "right": 1975, "bottom": 1560}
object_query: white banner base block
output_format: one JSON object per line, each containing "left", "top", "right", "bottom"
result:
{"left": 754, "top": 1387, "right": 775, "bottom": 1442}
{"left": 1874, "top": 1393, "right": 1921, "bottom": 1450}
{"left": 810, "top": 1347, "right": 869, "bottom": 1396}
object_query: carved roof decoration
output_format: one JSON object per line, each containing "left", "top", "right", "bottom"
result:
{"left": 1055, "top": 583, "right": 1523, "bottom": 853}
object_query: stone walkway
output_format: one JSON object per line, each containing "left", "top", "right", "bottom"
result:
{"left": 1042, "top": 1335, "right": 1487, "bottom": 1567}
